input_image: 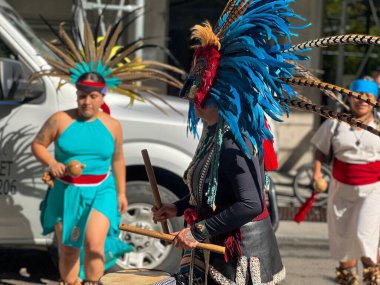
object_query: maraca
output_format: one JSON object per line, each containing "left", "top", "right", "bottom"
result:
{"left": 313, "top": 178, "right": 328, "bottom": 193}
{"left": 66, "top": 160, "right": 86, "bottom": 178}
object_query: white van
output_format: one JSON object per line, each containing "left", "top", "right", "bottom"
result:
{"left": 0, "top": 0, "right": 198, "bottom": 273}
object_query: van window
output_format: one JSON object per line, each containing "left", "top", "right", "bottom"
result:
{"left": 0, "top": 39, "right": 17, "bottom": 100}
{"left": 0, "top": 39, "right": 43, "bottom": 102}
{"left": 0, "top": 7, "right": 57, "bottom": 60}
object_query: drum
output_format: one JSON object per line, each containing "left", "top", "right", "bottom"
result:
{"left": 98, "top": 269, "right": 176, "bottom": 285}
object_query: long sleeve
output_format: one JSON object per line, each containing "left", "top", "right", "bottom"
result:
{"left": 174, "top": 194, "right": 190, "bottom": 217}
{"left": 192, "top": 135, "right": 264, "bottom": 239}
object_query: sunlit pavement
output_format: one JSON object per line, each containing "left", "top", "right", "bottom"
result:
{"left": 277, "top": 221, "right": 336, "bottom": 285}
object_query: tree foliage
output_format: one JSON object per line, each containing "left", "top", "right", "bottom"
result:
{"left": 323, "top": 0, "right": 380, "bottom": 83}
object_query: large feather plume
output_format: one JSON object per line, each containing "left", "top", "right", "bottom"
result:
{"left": 191, "top": 21, "right": 221, "bottom": 50}
{"left": 288, "top": 60, "right": 350, "bottom": 110}
{"left": 188, "top": 0, "right": 307, "bottom": 157}
{"left": 187, "top": 0, "right": 380, "bottom": 158}
{"left": 31, "top": 18, "right": 185, "bottom": 105}
{"left": 286, "top": 34, "right": 380, "bottom": 52}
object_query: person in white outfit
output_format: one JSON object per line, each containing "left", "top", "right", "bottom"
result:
{"left": 311, "top": 79, "right": 380, "bottom": 285}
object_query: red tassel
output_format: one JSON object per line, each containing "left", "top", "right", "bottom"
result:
{"left": 263, "top": 139, "right": 278, "bottom": 171}
{"left": 100, "top": 103, "right": 111, "bottom": 115}
{"left": 184, "top": 208, "right": 198, "bottom": 226}
{"left": 293, "top": 192, "right": 319, "bottom": 223}
{"left": 263, "top": 120, "right": 278, "bottom": 172}
{"left": 224, "top": 230, "right": 242, "bottom": 262}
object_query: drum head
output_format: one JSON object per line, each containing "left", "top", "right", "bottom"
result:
{"left": 99, "top": 268, "right": 172, "bottom": 285}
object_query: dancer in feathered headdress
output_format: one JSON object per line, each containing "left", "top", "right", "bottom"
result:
{"left": 31, "top": 15, "right": 185, "bottom": 113}
{"left": 153, "top": 1, "right": 302, "bottom": 284}
{"left": 151, "top": 1, "right": 380, "bottom": 285}
{"left": 31, "top": 11, "right": 184, "bottom": 285}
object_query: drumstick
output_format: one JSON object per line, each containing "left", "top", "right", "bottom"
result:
{"left": 119, "top": 224, "right": 225, "bottom": 255}
{"left": 141, "top": 149, "right": 170, "bottom": 235}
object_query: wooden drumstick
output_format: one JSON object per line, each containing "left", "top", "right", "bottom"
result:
{"left": 119, "top": 224, "right": 225, "bottom": 255}
{"left": 141, "top": 149, "right": 170, "bottom": 235}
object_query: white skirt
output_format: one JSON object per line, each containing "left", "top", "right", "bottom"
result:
{"left": 327, "top": 178, "right": 380, "bottom": 263}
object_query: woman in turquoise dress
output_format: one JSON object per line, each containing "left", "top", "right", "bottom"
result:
{"left": 32, "top": 72, "right": 130, "bottom": 285}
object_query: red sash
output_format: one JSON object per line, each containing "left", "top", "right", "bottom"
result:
{"left": 332, "top": 158, "right": 380, "bottom": 186}
{"left": 59, "top": 174, "right": 108, "bottom": 185}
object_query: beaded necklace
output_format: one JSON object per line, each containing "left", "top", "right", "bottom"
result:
{"left": 184, "top": 118, "right": 226, "bottom": 210}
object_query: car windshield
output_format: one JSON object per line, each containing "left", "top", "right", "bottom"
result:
{"left": 0, "top": 6, "right": 58, "bottom": 60}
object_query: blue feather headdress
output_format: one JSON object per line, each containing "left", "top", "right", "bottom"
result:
{"left": 182, "top": 1, "right": 380, "bottom": 210}
{"left": 180, "top": 0, "right": 308, "bottom": 158}
{"left": 182, "top": 0, "right": 380, "bottom": 216}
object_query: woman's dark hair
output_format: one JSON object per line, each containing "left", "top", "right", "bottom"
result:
{"left": 77, "top": 72, "right": 105, "bottom": 83}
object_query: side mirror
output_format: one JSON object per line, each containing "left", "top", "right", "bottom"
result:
{"left": 0, "top": 58, "right": 41, "bottom": 102}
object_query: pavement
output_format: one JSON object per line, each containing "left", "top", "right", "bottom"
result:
{"left": 272, "top": 170, "right": 329, "bottom": 246}
{"left": 276, "top": 220, "right": 328, "bottom": 245}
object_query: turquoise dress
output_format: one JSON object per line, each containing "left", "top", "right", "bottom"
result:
{"left": 40, "top": 118, "right": 133, "bottom": 275}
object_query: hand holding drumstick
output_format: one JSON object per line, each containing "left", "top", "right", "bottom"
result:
{"left": 151, "top": 203, "right": 178, "bottom": 223}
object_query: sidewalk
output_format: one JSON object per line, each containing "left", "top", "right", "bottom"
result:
{"left": 276, "top": 221, "right": 336, "bottom": 285}
{"left": 266, "top": 170, "right": 343, "bottom": 284}
{"left": 276, "top": 220, "right": 329, "bottom": 246}
{"left": 271, "top": 170, "right": 330, "bottom": 246}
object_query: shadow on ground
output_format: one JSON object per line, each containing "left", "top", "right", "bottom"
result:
{"left": 0, "top": 248, "right": 59, "bottom": 285}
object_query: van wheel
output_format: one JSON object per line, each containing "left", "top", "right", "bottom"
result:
{"left": 113, "top": 181, "right": 183, "bottom": 274}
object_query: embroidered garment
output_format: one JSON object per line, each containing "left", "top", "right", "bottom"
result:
{"left": 175, "top": 127, "right": 285, "bottom": 284}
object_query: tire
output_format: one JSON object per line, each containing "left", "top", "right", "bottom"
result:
{"left": 293, "top": 163, "right": 331, "bottom": 207}
{"left": 265, "top": 176, "right": 279, "bottom": 232}
{"left": 113, "top": 181, "right": 183, "bottom": 274}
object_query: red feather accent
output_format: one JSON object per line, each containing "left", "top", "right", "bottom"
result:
{"left": 184, "top": 208, "right": 198, "bottom": 226}
{"left": 100, "top": 103, "right": 111, "bottom": 115}
{"left": 293, "top": 192, "right": 319, "bottom": 223}
{"left": 263, "top": 139, "right": 278, "bottom": 171}
{"left": 192, "top": 45, "right": 221, "bottom": 107}
{"left": 224, "top": 230, "right": 242, "bottom": 262}
{"left": 263, "top": 120, "right": 278, "bottom": 171}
